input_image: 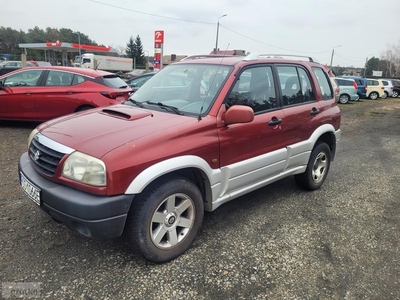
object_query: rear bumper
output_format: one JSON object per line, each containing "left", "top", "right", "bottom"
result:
{"left": 18, "top": 152, "right": 134, "bottom": 239}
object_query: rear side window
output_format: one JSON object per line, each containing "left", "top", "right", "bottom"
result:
{"left": 382, "top": 80, "right": 388, "bottom": 86}
{"left": 312, "top": 67, "right": 332, "bottom": 100}
{"left": 100, "top": 75, "right": 129, "bottom": 88}
{"left": 367, "top": 80, "right": 379, "bottom": 86}
{"left": 336, "top": 79, "right": 353, "bottom": 86}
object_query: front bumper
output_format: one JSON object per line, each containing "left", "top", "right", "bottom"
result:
{"left": 18, "top": 152, "right": 134, "bottom": 239}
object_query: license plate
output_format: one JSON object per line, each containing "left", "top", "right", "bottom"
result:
{"left": 20, "top": 172, "right": 41, "bottom": 206}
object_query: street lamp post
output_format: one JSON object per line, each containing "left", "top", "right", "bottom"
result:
{"left": 329, "top": 45, "right": 342, "bottom": 74}
{"left": 363, "top": 54, "right": 374, "bottom": 76}
{"left": 214, "top": 14, "right": 227, "bottom": 54}
{"left": 144, "top": 50, "right": 149, "bottom": 71}
{"left": 77, "top": 32, "right": 81, "bottom": 57}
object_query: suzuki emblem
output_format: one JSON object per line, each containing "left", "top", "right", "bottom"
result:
{"left": 34, "top": 150, "right": 40, "bottom": 161}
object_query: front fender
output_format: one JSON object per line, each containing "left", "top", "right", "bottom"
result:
{"left": 124, "top": 155, "right": 220, "bottom": 194}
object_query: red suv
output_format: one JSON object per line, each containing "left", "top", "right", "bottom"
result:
{"left": 0, "top": 66, "right": 132, "bottom": 121}
{"left": 19, "top": 54, "right": 341, "bottom": 263}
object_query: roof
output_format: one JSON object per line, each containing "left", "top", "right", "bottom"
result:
{"left": 172, "top": 54, "right": 323, "bottom": 67}
{"left": 210, "top": 50, "right": 246, "bottom": 56}
{"left": 18, "top": 42, "right": 117, "bottom": 54}
{"left": 0, "top": 66, "right": 116, "bottom": 78}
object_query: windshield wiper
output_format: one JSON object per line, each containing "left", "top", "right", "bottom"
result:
{"left": 145, "top": 101, "right": 183, "bottom": 115}
{"left": 125, "top": 98, "right": 144, "bottom": 108}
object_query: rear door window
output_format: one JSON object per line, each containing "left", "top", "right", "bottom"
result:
{"left": 277, "top": 65, "right": 315, "bottom": 106}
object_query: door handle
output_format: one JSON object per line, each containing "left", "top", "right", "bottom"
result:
{"left": 268, "top": 117, "right": 282, "bottom": 126}
{"left": 310, "top": 107, "right": 320, "bottom": 115}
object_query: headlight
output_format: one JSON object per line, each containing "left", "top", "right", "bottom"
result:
{"left": 28, "top": 129, "right": 39, "bottom": 148}
{"left": 62, "top": 152, "right": 106, "bottom": 186}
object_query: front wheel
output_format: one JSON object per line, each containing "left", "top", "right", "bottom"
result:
{"left": 295, "top": 142, "right": 331, "bottom": 190}
{"left": 369, "top": 92, "right": 379, "bottom": 100}
{"left": 392, "top": 91, "right": 399, "bottom": 98}
{"left": 125, "top": 176, "right": 204, "bottom": 263}
{"left": 382, "top": 91, "right": 388, "bottom": 99}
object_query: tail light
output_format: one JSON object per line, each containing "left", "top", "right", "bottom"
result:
{"left": 100, "top": 92, "right": 130, "bottom": 100}
{"left": 381, "top": 86, "right": 384, "bottom": 90}
{"left": 365, "top": 85, "right": 368, "bottom": 91}
{"left": 391, "top": 86, "right": 394, "bottom": 90}
{"left": 352, "top": 81, "right": 358, "bottom": 90}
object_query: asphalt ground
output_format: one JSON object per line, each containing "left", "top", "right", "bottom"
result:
{"left": 1, "top": 97, "right": 399, "bottom": 299}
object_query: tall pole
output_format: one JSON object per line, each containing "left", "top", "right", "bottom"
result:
{"left": 363, "top": 57, "right": 368, "bottom": 76}
{"left": 329, "top": 45, "right": 341, "bottom": 72}
{"left": 78, "top": 32, "right": 81, "bottom": 57}
{"left": 363, "top": 54, "right": 373, "bottom": 77}
{"left": 214, "top": 14, "right": 227, "bottom": 54}
{"left": 144, "top": 50, "right": 149, "bottom": 71}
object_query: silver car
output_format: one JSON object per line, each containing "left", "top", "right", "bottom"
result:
{"left": 334, "top": 77, "right": 360, "bottom": 104}
{"left": 380, "top": 79, "right": 397, "bottom": 98}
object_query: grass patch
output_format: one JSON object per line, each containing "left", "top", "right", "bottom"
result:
{"left": 364, "top": 110, "right": 387, "bottom": 116}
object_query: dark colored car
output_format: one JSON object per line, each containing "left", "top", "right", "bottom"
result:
{"left": 19, "top": 54, "right": 341, "bottom": 263}
{"left": 0, "top": 66, "right": 132, "bottom": 122}
{"left": 125, "top": 72, "right": 156, "bottom": 92}
{"left": 342, "top": 76, "right": 368, "bottom": 98}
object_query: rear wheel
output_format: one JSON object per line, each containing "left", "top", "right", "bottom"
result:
{"left": 125, "top": 176, "right": 204, "bottom": 263}
{"left": 369, "top": 92, "right": 379, "bottom": 100}
{"left": 295, "top": 142, "right": 331, "bottom": 190}
{"left": 339, "top": 94, "right": 350, "bottom": 104}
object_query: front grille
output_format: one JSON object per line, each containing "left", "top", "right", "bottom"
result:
{"left": 29, "top": 138, "right": 65, "bottom": 176}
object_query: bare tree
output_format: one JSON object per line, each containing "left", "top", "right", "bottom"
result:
{"left": 381, "top": 40, "right": 400, "bottom": 77}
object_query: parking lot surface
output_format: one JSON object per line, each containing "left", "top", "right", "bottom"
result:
{"left": 1, "top": 98, "right": 400, "bottom": 299}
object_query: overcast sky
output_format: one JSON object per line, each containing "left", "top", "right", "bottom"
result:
{"left": 3, "top": 0, "right": 400, "bottom": 67}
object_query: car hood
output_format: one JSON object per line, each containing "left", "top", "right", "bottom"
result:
{"left": 38, "top": 105, "right": 194, "bottom": 158}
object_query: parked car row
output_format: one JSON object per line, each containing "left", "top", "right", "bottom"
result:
{"left": 332, "top": 76, "right": 400, "bottom": 104}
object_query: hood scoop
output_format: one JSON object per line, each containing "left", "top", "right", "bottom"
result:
{"left": 100, "top": 106, "right": 153, "bottom": 121}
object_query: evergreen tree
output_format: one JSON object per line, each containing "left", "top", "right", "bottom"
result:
{"left": 125, "top": 36, "right": 136, "bottom": 60}
{"left": 134, "top": 35, "right": 145, "bottom": 66}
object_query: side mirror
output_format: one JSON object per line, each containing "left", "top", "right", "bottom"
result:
{"left": 224, "top": 105, "right": 254, "bottom": 125}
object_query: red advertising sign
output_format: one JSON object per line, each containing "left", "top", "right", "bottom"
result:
{"left": 154, "top": 30, "right": 164, "bottom": 69}
{"left": 154, "top": 31, "right": 164, "bottom": 44}
{"left": 46, "top": 40, "right": 61, "bottom": 47}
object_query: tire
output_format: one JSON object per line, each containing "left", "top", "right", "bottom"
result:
{"left": 382, "top": 91, "right": 388, "bottom": 99}
{"left": 294, "top": 142, "right": 331, "bottom": 191}
{"left": 338, "top": 94, "right": 350, "bottom": 104}
{"left": 125, "top": 176, "right": 204, "bottom": 263}
{"left": 392, "top": 91, "right": 399, "bottom": 98}
{"left": 369, "top": 92, "right": 379, "bottom": 100}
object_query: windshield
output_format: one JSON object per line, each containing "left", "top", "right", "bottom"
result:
{"left": 128, "top": 63, "right": 232, "bottom": 116}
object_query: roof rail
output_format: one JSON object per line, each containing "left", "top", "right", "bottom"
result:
{"left": 243, "top": 53, "right": 318, "bottom": 63}
{"left": 180, "top": 54, "right": 237, "bottom": 61}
